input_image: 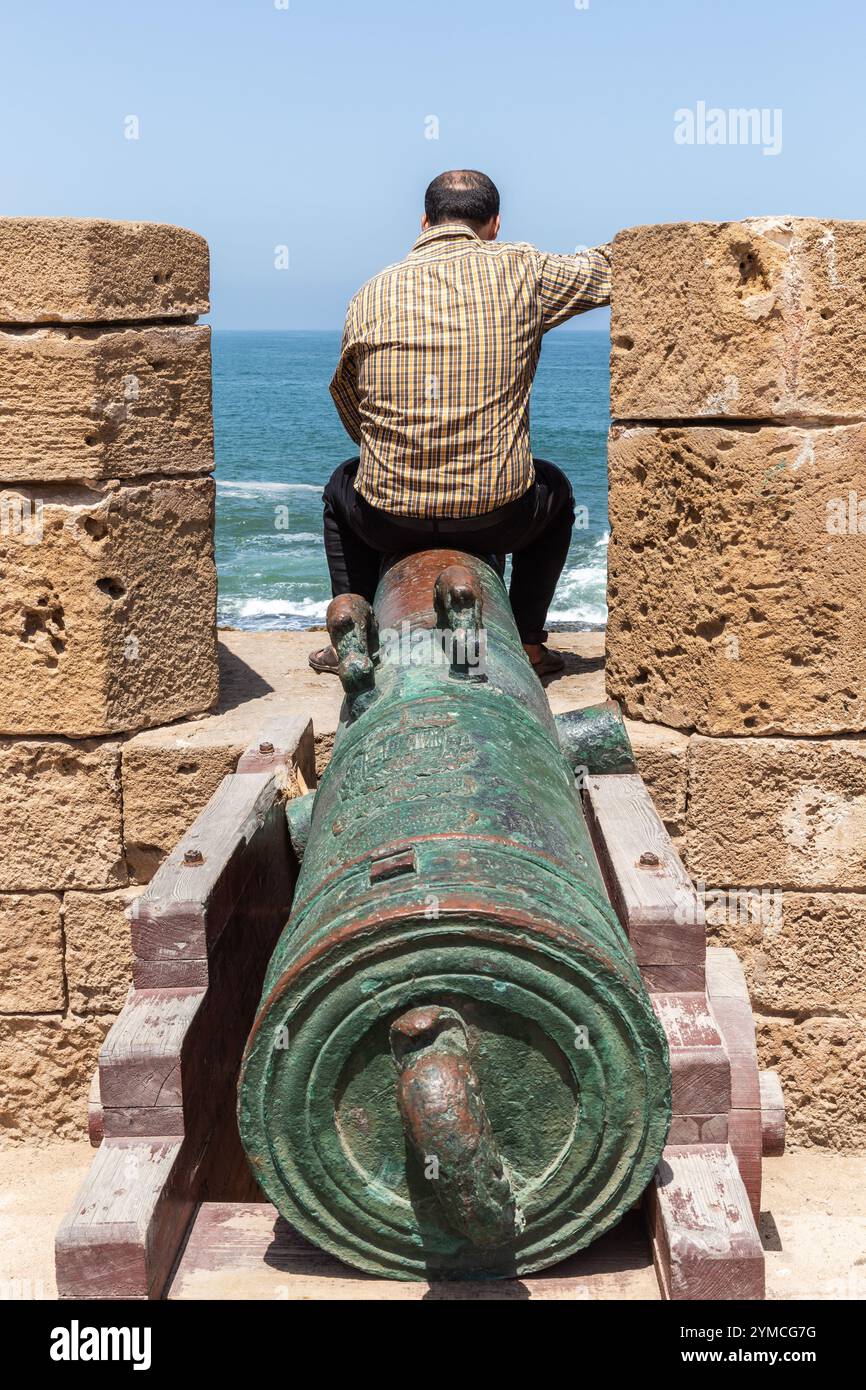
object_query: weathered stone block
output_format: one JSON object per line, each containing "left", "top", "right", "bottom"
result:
{"left": 122, "top": 691, "right": 316, "bottom": 883}
{"left": 0, "top": 740, "right": 124, "bottom": 890}
{"left": 756, "top": 1015, "right": 866, "bottom": 1151}
{"left": 606, "top": 422, "right": 866, "bottom": 735}
{"left": 122, "top": 733, "right": 244, "bottom": 882}
{"left": 0, "top": 477, "right": 218, "bottom": 736}
{"left": 611, "top": 218, "right": 866, "bottom": 420}
{"left": 0, "top": 219, "right": 209, "bottom": 323}
{"left": 0, "top": 893, "right": 64, "bottom": 1011}
{"left": 0, "top": 1015, "right": 112, "bottom": 1141}
{"left": 707, "top": 891, "right": 866, "bottom": 1014}
{"left": 626, "top": 719, "right": 689, "bottom": 832}
{"left": 0, "top": 325, "right": 212, "bottom": 482}
{"left": 687, "top": 736, "right": 866, "bottom": 889}
{"left": 64, "top": 888, "right": 138, "bottom": 1014}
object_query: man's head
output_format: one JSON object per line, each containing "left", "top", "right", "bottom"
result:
{"left": 421, "top": 170, "right": 501, "bottom": 241}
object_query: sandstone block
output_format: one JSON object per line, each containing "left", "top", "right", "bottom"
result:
{"left": 0, "top": 739, "right": 124, "bottom": 890}
{"left": 611, "top": 218, "right": 866, "bottom": 420}
{"left": 64, "top": 888, "right": 138, "bottom": 1014}
{"left": 0, "top": 477, "right": 218, "bottom": 736}
{"left": 625, "top": 719, "right": 689, "bottom": 832}
{"left": 0, "top": 1015, "right": 112, "bottom": 1141}
{"left": 315, "top": 730, "right": 335, "bottom": 779}
{"left": 0, "top": 893, "right": 64, "bottom": 1011}
{"left": 687, "top": 736, "right": 866, "bottom": 889}
{"left": 122, "top": 734, "right": 245, "bottom": 882}
{"left": 707, "top": 891, "right": 866, "bottom": 1014}
{"left": 755, "top": 1015, "right": 866, "bottom": 1151}
{"left": 605, "top": 422, "right": 866, "bottom": 735}
{"left": 122, "top": 709, "right": 315, "bottom": 883}
{"left": 0, "top": 219, "right": 208, "bottom": 323}
{"left": 0, "top": 324, "right": 212, "bottom": 482}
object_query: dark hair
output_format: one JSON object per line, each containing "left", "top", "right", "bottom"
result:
{"left": 424, "top": 170, "right": 500, "bottom": 228}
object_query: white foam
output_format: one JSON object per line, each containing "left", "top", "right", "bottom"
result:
{"left": 548, "top": 604, "right": 607, "bottom": 626}
{"left": 551, "top": 557, "right": 608, "bottom": 626}
{"left": 216, "top": 479, "right": 322, "bottom": 494}
{"left": 560, "top": 564, "right": 606, "bottom": 586}
{"left": 236, "top": 596, "right": 330, "bottom": 620}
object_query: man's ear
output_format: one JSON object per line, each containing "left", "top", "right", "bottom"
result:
{"left": 492, "top": 214, "right": 501, "bottom": 240}
{"left": 421, "top": 213, "right": 430, "bottom": 231}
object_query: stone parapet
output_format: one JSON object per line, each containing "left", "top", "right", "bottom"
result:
{"left": 0, "top": 323, "right": 213, "bottom": 482}
{"left": 0, "top": 219, "right": 209, "bottom": 323}
{"left": 0, "top": 894, "right": 64, "bottom": 1012}
{"left": 607, "top": 219, "right": 866, "bottom": 1151}
{"left": 0, "top": 477, "right": 218, "bottom": 737}
{"left": 606, "top": 421, "right": 866, "bottom": 736}
{"left": 0, "top": 738, "right": 124, "bottom": 891}
{"left": 0, "top": 218, "right": 218, "bottom": 1139}
{"left": 611, "top": 218, "right": 866, "bottom": 420}
{"left": 687, "top": 735, "right": 866, "bottom": 889}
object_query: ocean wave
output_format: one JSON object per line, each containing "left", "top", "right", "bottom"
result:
{"left": 557, "top": 563, "right": 607, "bottom": 592}
{"left": 548, "top": 603, "right": 607, "bottom": 626}
{"left": 550, "top": 558, "right": 607, "bottom": 627}
{"left": 216, "top": 479, "right": 323, "bottom": 494}
{"left": 236, "top": 596, "right": 330, "bottom": 621}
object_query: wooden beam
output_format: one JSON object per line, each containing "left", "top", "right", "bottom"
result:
{"left": 584, "top": 773, "right": 705, "bottom": 988}
{"left": 127, "top": 771, "right": 281, "bottom": 977}
{"left": 55, "top": 744, "right": 299, "bottom": 1299}
{"left": 56, "top": 1140, "right": 188, "bottom": 1301}
{"left": 651, "top": 991, "right": 731, "bottom": 1119}
{"left": 236, "top": 714, "right": 316, "bottom": 787}
{"left": 705, "top": 948, "right": 764, "bottom": 1219}
{"left": 647, "top": 1144, "right": 765, "bottom": 1300}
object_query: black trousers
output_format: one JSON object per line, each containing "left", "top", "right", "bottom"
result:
{"left": 322, "top": 457, "right": 575, "bottom": 645}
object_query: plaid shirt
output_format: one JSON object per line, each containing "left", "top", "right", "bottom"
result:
{"left": 330, "top": 223, "right": 611, "bottom": 517}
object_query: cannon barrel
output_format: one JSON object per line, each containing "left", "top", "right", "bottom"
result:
{"left": 239, "top": 549, "right": 670, "bottom": 1280}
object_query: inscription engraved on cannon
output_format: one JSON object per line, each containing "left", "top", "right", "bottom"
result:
{"left": 331, "top": 719, "right": 480, "bottom": 837}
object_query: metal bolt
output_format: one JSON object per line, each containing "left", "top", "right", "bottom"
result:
{"left": 639, "top": 851, "right": 660, "bottom": 867}
{"left": 259, "top": 740, "right": 275, "bottom": 755}
{"left": 184, "top": 848, "right": 204, "bottom": 866}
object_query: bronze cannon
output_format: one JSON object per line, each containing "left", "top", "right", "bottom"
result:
{"left": 239, "top": 549, "right": 671, "bottom": 1280}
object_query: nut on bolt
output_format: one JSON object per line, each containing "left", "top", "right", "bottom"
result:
{"left": 259, "top": 740, "right": 275, "bottom": 755}
{"left": 184, "top": 847, "right": 204, "bottom": 866}
{"left": 638, "top": 851, "right": 660, "bottom": 867}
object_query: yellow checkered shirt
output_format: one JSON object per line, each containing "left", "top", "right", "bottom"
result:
{"left": 330, "top": 223, "right": 611, "bottom": 518}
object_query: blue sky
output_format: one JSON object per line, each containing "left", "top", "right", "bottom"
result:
{"left": 2, "top": 0, "right": 864, "bottom": 328}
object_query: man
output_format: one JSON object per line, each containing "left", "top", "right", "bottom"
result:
{"left": 310, "top": 169, "right": 611, "bottom": 676}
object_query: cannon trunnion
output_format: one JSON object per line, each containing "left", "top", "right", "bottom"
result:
{"left": 238, "top": 550, "right": 671, "bottom": 1280}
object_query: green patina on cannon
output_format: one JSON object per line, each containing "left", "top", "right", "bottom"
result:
{"left": 238, "top": 549, "right": 671, "bottom": 1280}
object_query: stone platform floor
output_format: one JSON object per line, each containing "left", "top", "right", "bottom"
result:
{"left": 212, "top": 625, "right": 611, "bottom": 740}
{"left": 2, "top": 1141, "right": 864, "bottom": 1300}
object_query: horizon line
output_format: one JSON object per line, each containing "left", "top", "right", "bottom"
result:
{"left": 208, "top": 324, "right": 611, "bottom": 333}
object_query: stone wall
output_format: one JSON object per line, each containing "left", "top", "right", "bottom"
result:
{"left": 606, "top": 218, "right": 866, "bottom": 1149}
{"left": 0, "top": 220, "right": 218, "bottom": 1140}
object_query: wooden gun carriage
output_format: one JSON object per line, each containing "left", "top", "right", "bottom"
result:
{"left": 56, "top": 550, "right": 783, "bottom": 1300}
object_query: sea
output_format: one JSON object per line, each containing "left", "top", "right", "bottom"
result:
{"left": 213, "top": 329, "right": 610, "bottom": 631}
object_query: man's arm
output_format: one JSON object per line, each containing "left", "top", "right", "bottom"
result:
{"left": 329, "top": 302, "right": 363, "bottom": 444}
{"left": 537, "top": 243, "right": 612, "bottom": 331}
